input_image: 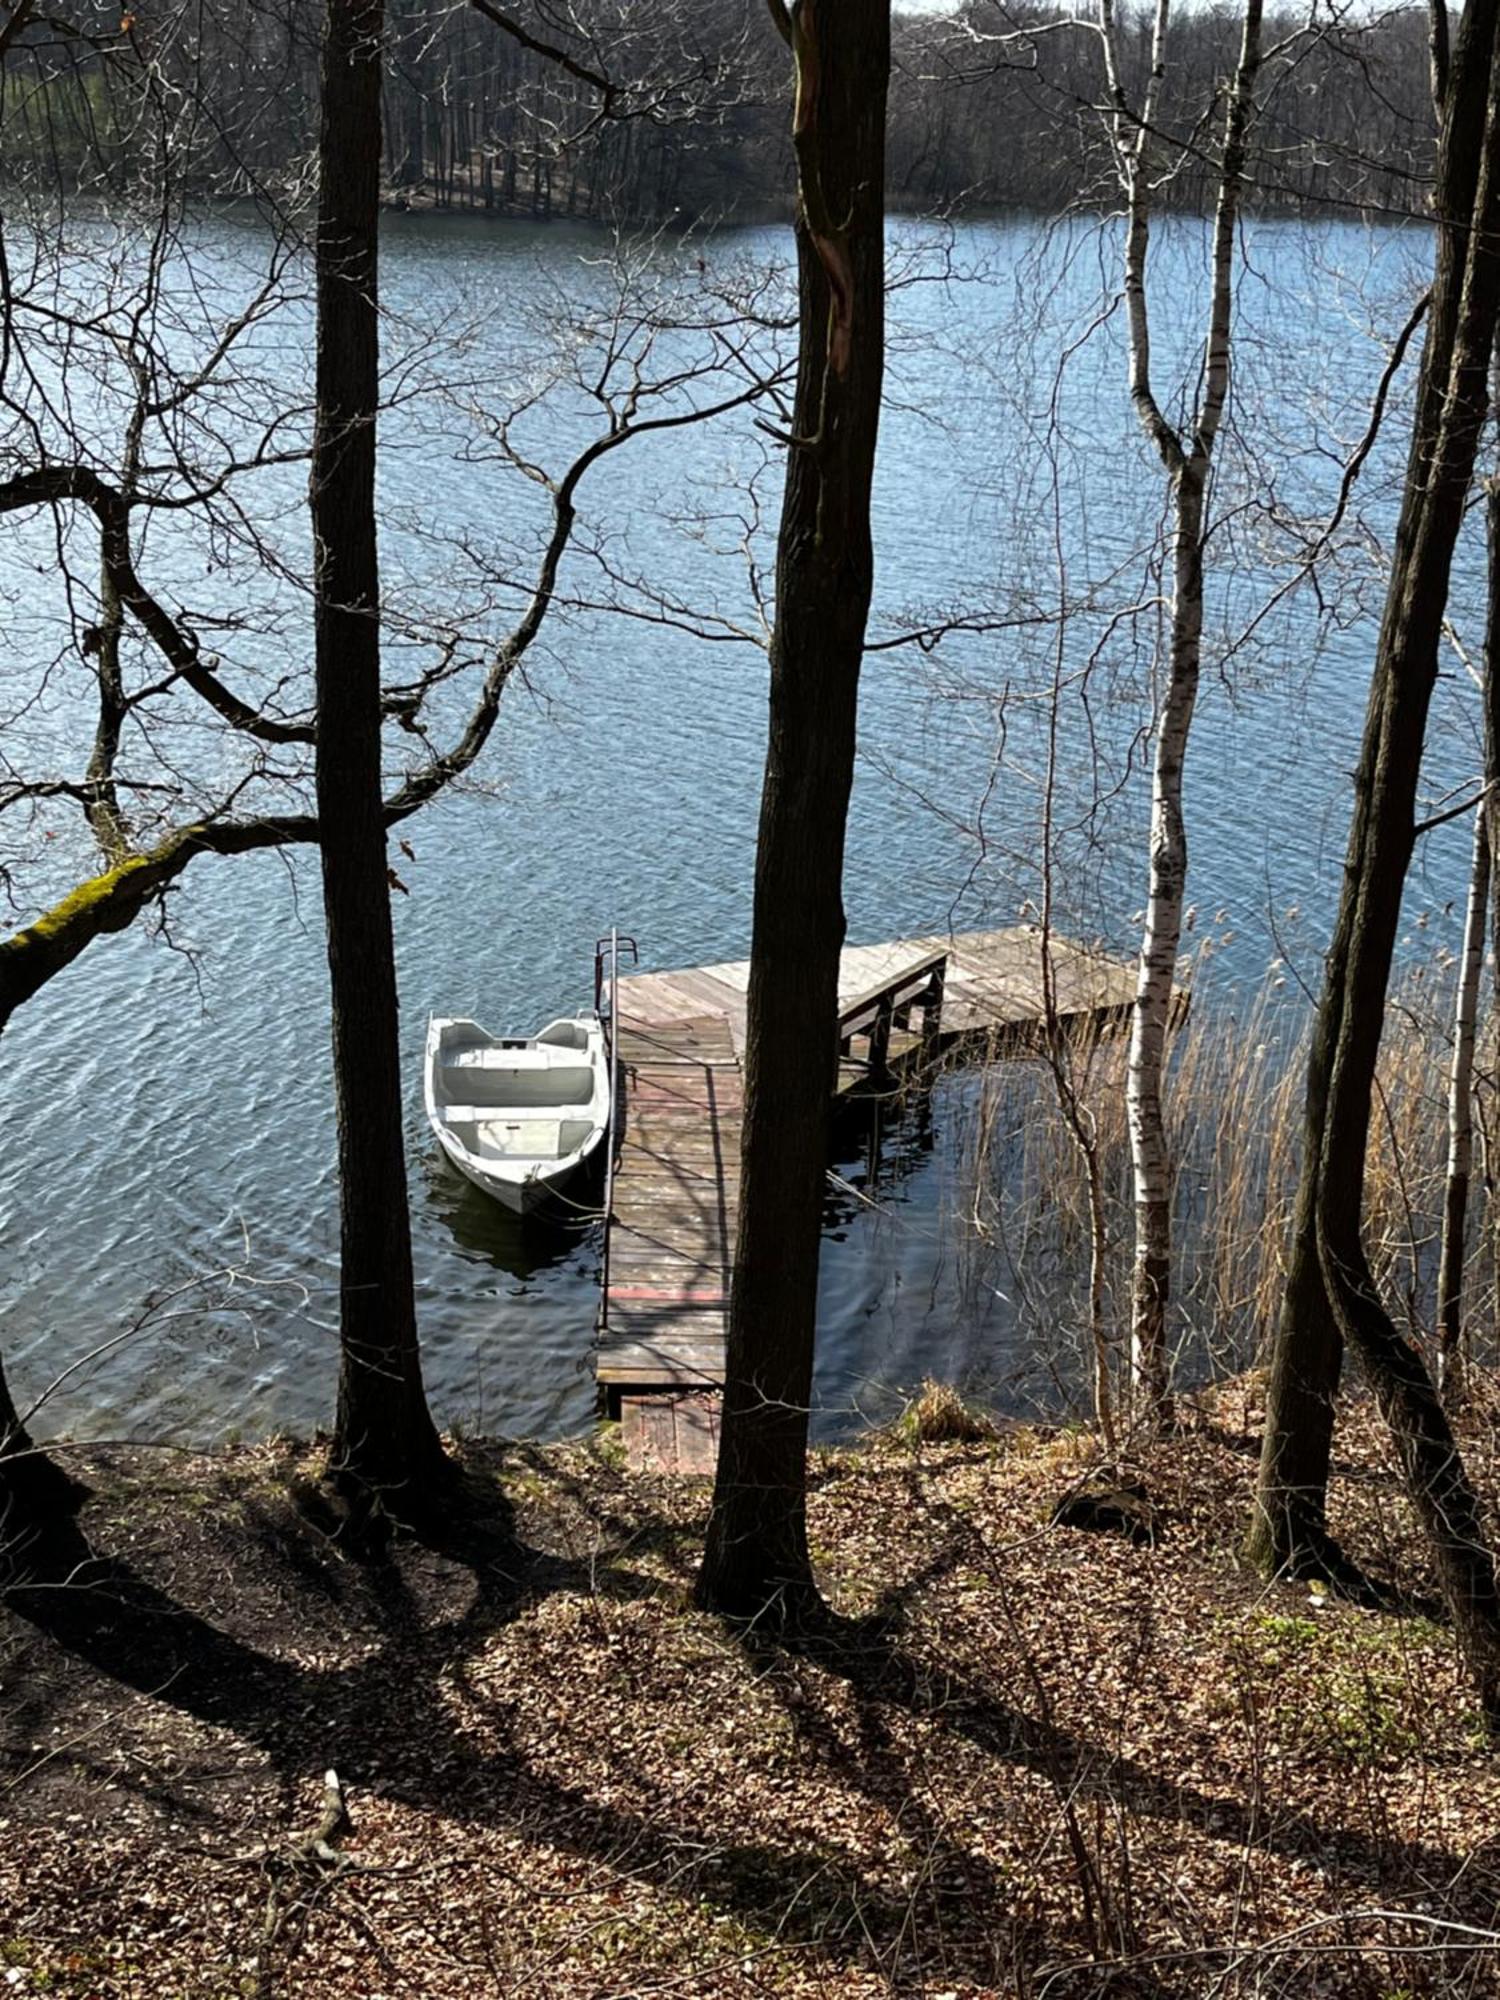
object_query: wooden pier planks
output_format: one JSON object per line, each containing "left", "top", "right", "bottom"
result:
{"left": 597, "top": 1011, "right": 740, "bottom": 1393}
{"left": 597, "top": 926, "right": 1152, "bottom": 1429}
{"left": 613, "top": 925, "right": 1139, "bottom": 1062}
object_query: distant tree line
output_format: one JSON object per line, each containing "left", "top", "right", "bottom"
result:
{"left": 0, "top": 0, "right": 1439, "bottom": 223}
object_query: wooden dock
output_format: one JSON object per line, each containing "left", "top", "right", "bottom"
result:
{"left": 608, "top": 926, "right": 1137, "bottom": 1061}
{"left": 596, "top": 926, "right": 1142, "bottom": 1463}
{"left": 603, "top": 1010, "right": 740, "bottom": 1399}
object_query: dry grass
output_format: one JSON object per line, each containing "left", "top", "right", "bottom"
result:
{"left": 889, "top": 1377, "right": 1003, "bottom": 1445}
{"left": 930, "top": 954, "right": 1488, "bottom": 1416}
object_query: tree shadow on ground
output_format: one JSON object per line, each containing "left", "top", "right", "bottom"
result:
{"left": 1, "top": 1455, "right": 1491, "bottom": 1994}
{"left": 730, "top": 1578, "right": 1497, "bottom": 1916}
{"left": 1, "top": 1467, "right": 1011, "bottom": 1987}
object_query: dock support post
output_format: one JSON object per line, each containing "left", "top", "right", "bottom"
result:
{"left": 921, "top": 957, "right": 947, "bottom": 1057}
{"left": 868, "top": 992, "right": 894, "bottom": 1085}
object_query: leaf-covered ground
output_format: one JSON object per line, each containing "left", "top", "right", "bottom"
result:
{"left": 3, "top": 1377, "right": 1500, "bottom": 1997}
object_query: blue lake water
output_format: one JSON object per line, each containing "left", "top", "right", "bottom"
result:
{"left": 0, "top": 209, "right": 1483, "bottom": 1444}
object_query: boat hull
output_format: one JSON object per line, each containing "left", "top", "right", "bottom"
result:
{"left": 424, "top": 1011, "right": 610, "bottom": 1220}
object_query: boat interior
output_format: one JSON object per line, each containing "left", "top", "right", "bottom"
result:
{"left": 432, "top": 1019, "right": 602, "bottom": 1162}
{"left": 447, "top": 1113, "right": 599, "bottom": 1163}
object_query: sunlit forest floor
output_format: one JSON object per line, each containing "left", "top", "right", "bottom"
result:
{"left": 3, "top": 1374, "right": 1500, "bottom": 1997}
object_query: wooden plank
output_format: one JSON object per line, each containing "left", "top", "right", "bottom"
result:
{"left": 611, "top": 1267, "right": 733, "bottom": 1288}
{"left": 616, "top": 1216, "right": 740, "bottom": 1232}
{"left": 600, "top": 1305, "right": 727, "bottom": 1334}
{"left": 610, "top": 1232, "right": 730, "bottom": 1255}
{"left": 600, "top": 1358, "right": 722, "bottom": 1388}
{"left": 614, "top": 1147, "right": 737, "bottom": 1169}
{"left": 611, "top": 1244, "right": 734, "bottom": 1265}
{"left": 620, "top": 1106, "right": 740, "bottom": 1127}
{"left": 614, "top": 1012, "right": 738, "bottom": 1065}
{"left": 612, "top": 1243, "right": 736, "bottom": 1266}
{"left": 621, "top": 1393, "right": 677, "bottom": 1470}
{"left": 609, "top": 1255, "right": 727, "bottom": 1278}
{"left": 612, "top": 1228, "right": 736, "bottom": 1252}
{"left": 599, "top": 1328, "right": 725, "bottom": 1355}
{"left": 611, "top": 1239, "right": 730, "bottom": 1260}
{"left": 616, "top": 1026, "right": 737, "bottom": 1051}
{"left": 615, "top": 1176, "right": 735, "bottom": 1200}
{"left": 600, "top": 1344, "right": 726, "bottom": 1366}
{"left": 622, "top": 1104, "right": 743, "bottom": 1123}
{"left": 600, "top": 927, "right": 1152, "bottom": 1398}
{"left": 611, "top": 1217, "right": 731, "bottom": 1243}
{"left": 617, "top": 1131, "right": 735, "bottom": 1156}
{"left": 612, "top": 1217, "right": 733, "bottom": 1244}
{"left": 670, "top": 1392, "right": 721, "bottom": 1475}
{"left": 625, "top": 1080, "right": 744, "bottom": 1106}
{"left": 611, "top": 1280, "right": 730, "bottom": 1299}
{"left": 599, "top": 1341, "right": 725, "bottom": 1367}
{"left": 600, "top": 1333, "right": 726, "bottom": 1356}
{"left": 612, "top": 1199, "right": 738, "bottom": 1222}
{"left": 624, "top": 1080, "right": 743, "bottom": 1103}
{"left": 610, "top": 1281, "right": 730, "bottom": 1302}
{"left": 610, "top": 1279, "right": 728, "bottom": 1300}
{"left": 620, "top": 1392, "right": 721, "bottom": 1475}
{"left": 619, "top": 1133, "right": 738, "bottom": 1155}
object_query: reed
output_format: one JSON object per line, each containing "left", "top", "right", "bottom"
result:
{"left": 933, "top": 951, "right": 1487, "bottom": 1416}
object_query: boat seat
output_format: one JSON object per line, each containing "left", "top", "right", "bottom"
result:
{"left": 441, "top": 1108, "right": 567, "bottom": 1153}
{"left": 440, "top": 1103, "right": 550, "bottom": 1126}
{"left": 443, "top": 1046, "right": 576, "bottom": 1070}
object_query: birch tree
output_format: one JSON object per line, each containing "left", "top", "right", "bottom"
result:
{"left": 1437, "top": 796, "right": 1488, "bottom": 1397}
{"left": 1098, "top": 0, "right": 1264, "bottom": 1427}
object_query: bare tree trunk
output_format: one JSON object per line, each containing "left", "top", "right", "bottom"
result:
{"left": 1125, "top": 465, "right": 1205, "bottom": 1425}
{"left": 1045, "top": 1018, "right": 1117, "bottom": 1453}
{"left": 1244, "top": 1155, "right": 1345, "bottom": 1574}
{"left": 1437, "top": 801, "right": 1489, "bottom": 1397}
{"left": 1250, "top": 0, "right": 1500, "bottom": 1598}
{"left": 0, "top": 1351, "right": 83, "bottom": 1561}
{"left": 1483, "top": 352, "right": 1500, "bottom": 1361}
{"left": 1039, "top": 593, "right": 1117, "bottom": 1449}
{"left": 314, "top": 0, "right": 449, "bottom": 1506}
{"left": 1263, "top": 0, "right": 1500, "bottom": 1719}
{"left": 696, "top": 0, "right": 890, "bottom": 1626}
{"left": 1106, "top": 0, "right": 1263, "bottom": 1428}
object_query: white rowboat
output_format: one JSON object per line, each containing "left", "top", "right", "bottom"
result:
{"left": 424, "top": 1013, "right": 610, "bottom": 1216}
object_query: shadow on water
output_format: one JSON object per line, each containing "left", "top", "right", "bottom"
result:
{"left": 824, "top": 1082, "right": 939, "bottom": 1238}
{"left": 417, "top": 1144, "right": 604, "bottom": 1278}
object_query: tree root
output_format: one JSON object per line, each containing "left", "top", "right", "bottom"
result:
{"left": 255, "top": 1770, "right": 354, "bottom": 1999}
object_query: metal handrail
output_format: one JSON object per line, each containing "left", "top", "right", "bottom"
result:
{"left": 594, "top": 929, "right": 637, "bottom": 1332}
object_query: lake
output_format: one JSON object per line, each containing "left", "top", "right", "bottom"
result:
{"left": 0, "top": 208, "right": 1483, "bottom": 1447}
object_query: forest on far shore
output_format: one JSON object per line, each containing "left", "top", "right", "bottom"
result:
{"left": 0, "top": 0, "right": 1441, "bottom": 224}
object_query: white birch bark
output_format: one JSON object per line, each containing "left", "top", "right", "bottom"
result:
{"left": 1126, "top": 475, "right": 1204, "bottom": 1420}
{"left": 1438, "top": 799, "right": 1489, "bottom": 1398}
{"left": 1110, "top": 0, "right": 1264, "bottom": 1426}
